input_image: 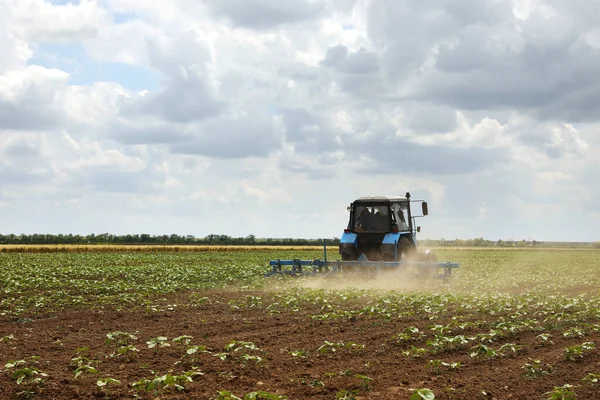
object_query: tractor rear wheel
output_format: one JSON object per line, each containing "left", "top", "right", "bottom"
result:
{"left": 399, "top": 236, "right": 417, "bottom": 261}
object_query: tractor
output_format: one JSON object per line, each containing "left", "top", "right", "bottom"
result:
{"left": 339, "top": 192, "right": 430, "bottom": 262}
{"left": 267, "top": 192, "right": 458, "bottom": 277}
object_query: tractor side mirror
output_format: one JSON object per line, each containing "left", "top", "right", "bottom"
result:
{"left": 422, "top": 202, "right": 429, "bottom": 216}
{"left": 417, "top": 226, "right": 421, "bottom": 233}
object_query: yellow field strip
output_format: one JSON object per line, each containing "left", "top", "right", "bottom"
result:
{"left": 0, "top": 244, "right": 324, "bottom": 253}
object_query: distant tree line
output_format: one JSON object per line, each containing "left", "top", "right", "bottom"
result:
{"left": 0, "top": 233, "right": 339, "bottom": 247}
{"left": 0, "top": 233, "right": 597, "bottom": 248}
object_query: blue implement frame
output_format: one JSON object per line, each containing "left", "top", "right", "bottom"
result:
{"left": 266, "top": 240, "right": 459, "bottom": 278}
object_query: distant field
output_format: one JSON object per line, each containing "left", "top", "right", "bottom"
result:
{"left": 0, "top": 244, "right": 324, "bottom": 253}
{"left": 1, "top": 249, "right": 599, "bottom": 399}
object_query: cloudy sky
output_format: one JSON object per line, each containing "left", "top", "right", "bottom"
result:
{"left": 1, "top": 0, "right": 599, "bottom": 241}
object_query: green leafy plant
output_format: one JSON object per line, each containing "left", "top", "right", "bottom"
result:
{"left": 427, "top": 359, "right": 461, "bottom": 374}
{"left": 132, "top": 370, "right": 203, "bottom": 394}
{"left": 179, "top": 344, "right": 209, "bottom": 367}
{"left": 354, "top": 374, "right": 373, "bottom": 391}
{"left": 214, "top": 390, "right": 287, "bottom": 400}
{"left": 335, "top": 389, "right": 359, "bottom": 400}
{"left": 74, "top": 364, "right": 98, "bottom": 379}
{"left": 288, "top": 349, "right": 307, "bottom": 358}
{"left": 498, "top": 343, "right": 523, "bottom": 356}
{"left": 317, "top": 341, "right": 365, "bottom": 354}
{"left": 224, "top": 340, "right": 260, "bottom": 353}
{"left": 308, "top": 379, "right": 325, "bottom": 387}
{"left": 469, "top": 344, "right": 498, "bottom": 360}
{"left": 1, "top": 334, "right": 15, "bottom": 343}
{"left": 582, "top": 373, "right": 600, "bottom": 384}
{"left": 240, "top": 354, "right": 263, "bottom": 364}
{"left": 105, "top": 331, "right": 138, "bottom": 346}
{"left": 172, "top": 335, "right": 194, "bottom": 346}
{"left": 536, "top": 333, "right": 554, "bottom": 346}
{"left": 545, "top": 384, "right": 577, "bottom": 400}
{"left": 564, "top": 342, "right": 595, "bottom": 361}
{"left": 147, "top": 336, "right": 171, "bottom": 351}
{"left": 394, "top": 326, "right": 426, "bottom": 343}
{"left": 563, "top": 327, "right": 585, "bottom": 338}
{"left": 522, "top": 359, "right": 552, "bottom": 380}
{"left": 410, "top": 388, "right": 436, "bottom": 400}
{"left": 4, "top": 358, "right": 48, "bottom": 386}
{"left": 97, "top": 377, "right": 120, "bottom": 399}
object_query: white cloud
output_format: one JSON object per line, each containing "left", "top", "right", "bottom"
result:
{"left": 0, "top": 0, "right": 598, "bottom": 240}
{"left": 10, "top": 0, "right": 110, "bottom": 42}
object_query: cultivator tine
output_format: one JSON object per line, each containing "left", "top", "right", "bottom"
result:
{"left": 267, "top": 257, "right": 458, "bottom": 278}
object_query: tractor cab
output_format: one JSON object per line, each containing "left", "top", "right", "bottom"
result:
{"left": 340, "top": 192, "right": 428, "bottom": 261}
{"left": 350, "top": 199, "right": 410, "bottom": 234}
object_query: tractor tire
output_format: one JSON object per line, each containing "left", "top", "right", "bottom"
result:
{"left": 398, "top": 236, "right": 417, "bottom": 261}
{"left": 340, "top": 244, "right": 357, "bottom": 261}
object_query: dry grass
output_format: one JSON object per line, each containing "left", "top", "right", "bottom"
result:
{"left": 0, "top": 244, "right": 323, "bottom": 253}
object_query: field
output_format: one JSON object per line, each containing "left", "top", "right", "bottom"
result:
{"left": 1, "top": 248, "right": 600, "bottom": 400}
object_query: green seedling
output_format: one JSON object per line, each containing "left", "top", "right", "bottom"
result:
{"left": 427, "top": 359, "right": 461, "bottom": 374}
{"left": 97, "top": 377, "right": 120, "bottom": 399}
{"left": 308, "top": 379, "right": 325, "bottom": 387}
{"left": 1, "top": 334, "right": 15, "bottom": 343}
{"left": 74, "top": 364, "right": 98, "bottom": 379}
{"left": 563, "top": 327, "right": 585, "bottom": 338}
{"left": 469, "top": 344, "right": 498, "bottom": 359}
{"left": 410, "top": 388, "right": 436, "bottom": 400}
{"left": 564, "top": 342, "right": 595, "bottom": 361}
{"left": 240, "top": 354, "right": 263, "bottom": 364}
{"left": 335, "top": 389, "right": 359, "bottom": 400}
{"left": 288, "top": 350, "right": 307, "bottom": 358}
{"left": 113, "top": 344, "right": 139, "bottom": 360}
{"left": 224, "top": 340, "right": 260, "bottom": 353}
{"left": 215, "top": 390, "right": 287, "bottom": 400}
{"left": 180, "top": 344, "right": 209, "bottom": 366}
{"left": 4, "top": 359, "right": 48, "bottom": 386}
{"left": 536, "top": 333, "right": 554, "bottom": 346}
{"left": 172, "top": 335, "right": 194, "bottom": 346}
{"left": 498, "top": 343, "right": 523, "bottom": 356}
{"left": 545, "top": 384, "right": 577, "bottom": 400}
{"left": 402, "top": 346, "right": 428, "bottom": 358}
{"left": 317, "top": 341, "right": 365, "bottom": 354}
{"left": 522, "top": 359, "right": 552, "bottom": 380}
{"left": 132, "top": 370, "right": 202, "bottom": 393}
{"left": 147, "top": 336, "right": 171, "bottom": 351}
{"left": 582, "top": 373, "right": 600, "bottom": 384}
{"left": 105, "top": 331, "right": 138, "bottom": 346}
{"left": 354, "top": 374, "right": 373, "bottom": 391}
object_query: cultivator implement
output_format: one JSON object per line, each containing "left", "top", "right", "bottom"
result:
{"left": 266, "top": 242, "right": 459, "bottom": 279}
{"left": 266, "top": 258, "right": 459, "bottom": 278}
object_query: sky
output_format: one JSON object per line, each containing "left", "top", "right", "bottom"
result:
{"left": 0, "top": 0, "right": 599, "bottom": 242}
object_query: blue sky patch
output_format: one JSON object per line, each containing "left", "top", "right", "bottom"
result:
{"left": 113, "top": 12, "right": 139, "bottom": 24}
{"left": 48, "top": 0, "right": 80, "bottom": 5}
{"left": 29, "top": 43, "right": 159, "bottom": 91}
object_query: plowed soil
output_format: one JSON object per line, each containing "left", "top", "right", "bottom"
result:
{"left": 1, "top": 290, "right": 599, "bottom": 400}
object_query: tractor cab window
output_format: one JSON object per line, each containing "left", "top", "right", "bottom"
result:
{"left": 391, "top": 203, "right": 409, "bottom": 231}
{"left": 354, "top": 205, "right": 390, "bottom": 232}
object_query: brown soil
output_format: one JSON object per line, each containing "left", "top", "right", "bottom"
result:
{"left": 0, "top": 290, "right": 599, "bottom": 400}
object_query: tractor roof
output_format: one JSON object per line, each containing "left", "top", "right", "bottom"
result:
{"left": 353, "top": 196, "right": 408, "bottom": 204}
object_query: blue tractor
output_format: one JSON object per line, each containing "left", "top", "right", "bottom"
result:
{"left": 267, "top": 192, "right": 458, "bottom": 277}
{"left": 340, "top": 192, "right": 427, "bottom": 262}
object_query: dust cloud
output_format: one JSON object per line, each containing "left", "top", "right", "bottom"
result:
{"left": 288, "top": 267, "right": 446, "bottom": 293}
